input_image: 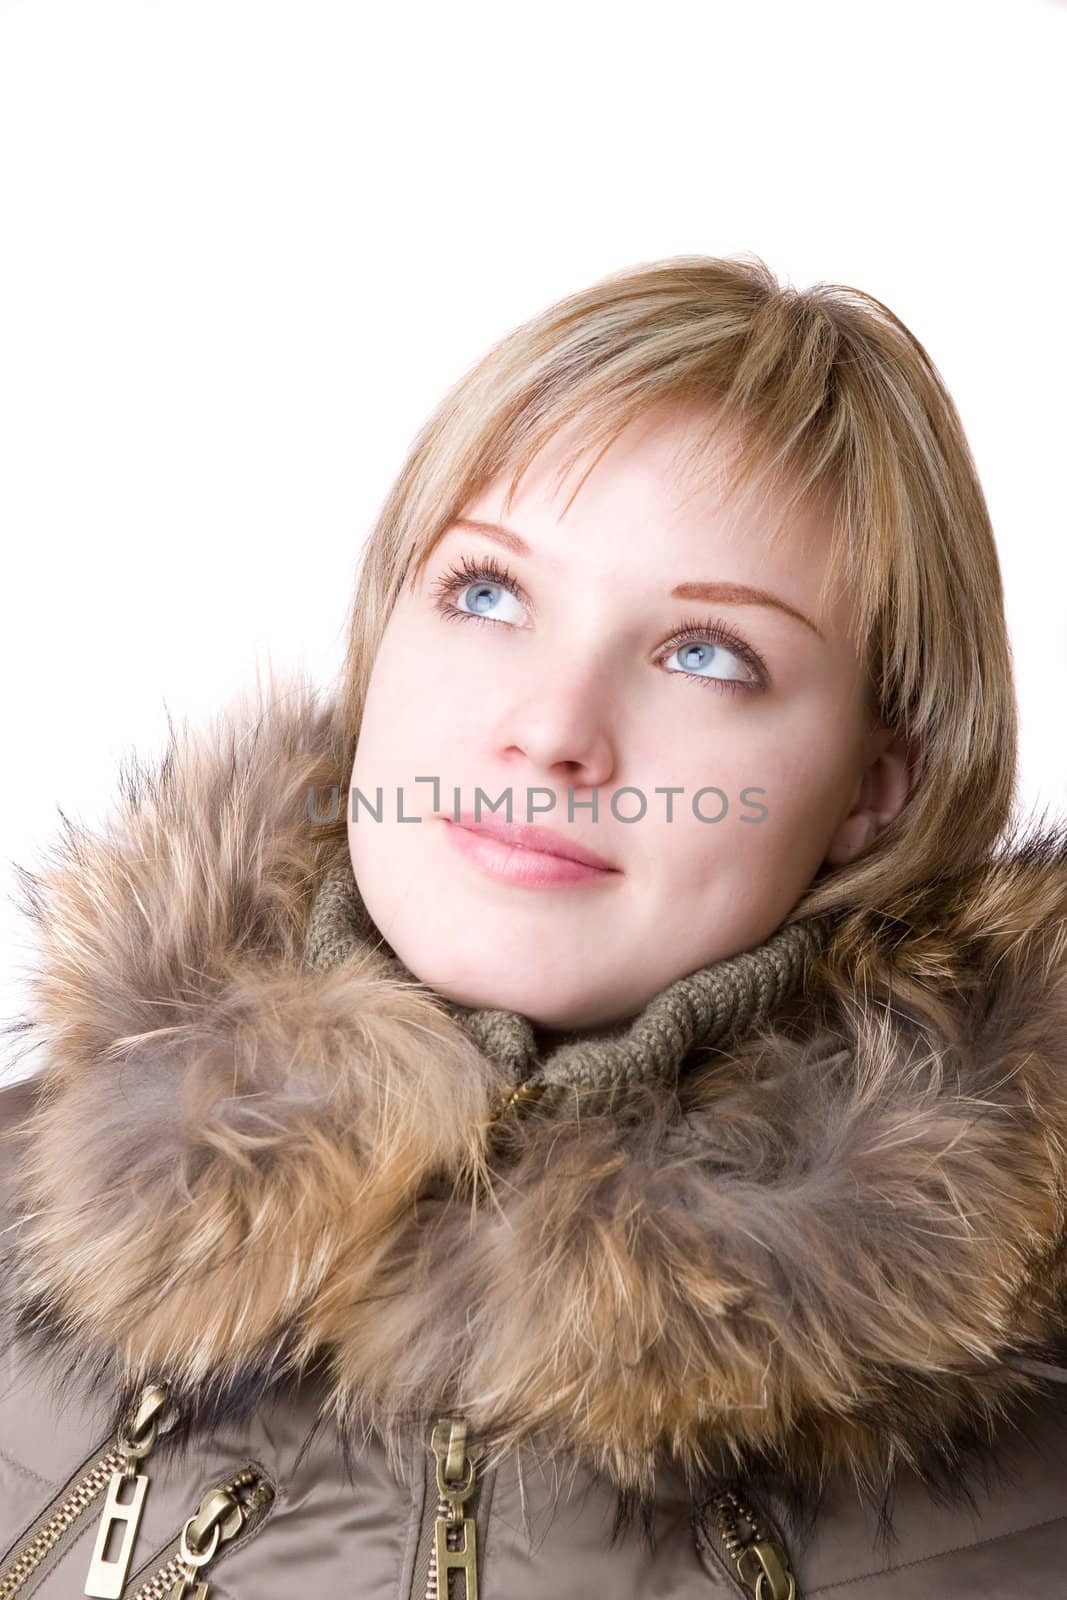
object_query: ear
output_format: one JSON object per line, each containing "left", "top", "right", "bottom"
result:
{"left": 823, "top": 726, "right": 916, "bottom": 868}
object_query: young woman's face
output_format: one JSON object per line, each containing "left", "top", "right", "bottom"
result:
{"left": 349, "top": 403, "right": 911, "bottom": 1032}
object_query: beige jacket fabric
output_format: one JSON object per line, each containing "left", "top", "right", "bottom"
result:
{"left": 3, "top": 676, "right": 1067, "bottom": 1599}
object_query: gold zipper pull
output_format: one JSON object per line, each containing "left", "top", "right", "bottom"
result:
{"left": 426, "top": 1416, "right": 481, "bottom": 1600}
{"left": 486, "top": 1078, "right": 546, "bottom": 1149}
{"left": 164, "top": 1469, "right": 275, "bottom": 1600}
{"left": 84, "top": 1382, "right": 176, "bottom": 1600}
{"left": 706, "top": 1486, "right": 797, "bottom": 1600}
{"left": 736, "top": 1538, "right": 795, "bottom": 1600}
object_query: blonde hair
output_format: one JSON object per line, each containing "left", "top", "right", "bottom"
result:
{"left": 334, "top": 252, "right": 1018, "bottom": 928}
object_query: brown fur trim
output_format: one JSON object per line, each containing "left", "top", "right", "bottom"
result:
{"left": 3, "top": 672, "right": 1067, "bottom": 1504}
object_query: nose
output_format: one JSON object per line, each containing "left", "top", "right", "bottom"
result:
{"left": 492, "top": 671, "right": 617, "bottom": 795}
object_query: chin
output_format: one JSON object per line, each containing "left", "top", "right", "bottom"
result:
{"left": 525, "top": 993, "right": 633, "bottom": 1034}
{"left": 447, "top": 972, "right": 595, "bottom": 1029}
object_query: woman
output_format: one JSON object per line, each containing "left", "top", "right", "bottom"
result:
{"left": 2, "top": 253, "right": 1066, "bottom": 1599}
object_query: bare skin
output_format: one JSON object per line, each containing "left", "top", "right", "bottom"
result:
{"left": 348, "top": 402, "right": 912, "bottom": 1033}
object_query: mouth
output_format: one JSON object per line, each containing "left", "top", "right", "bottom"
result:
{"left": 444, "top": 813, "right": 619, "bottom": 871}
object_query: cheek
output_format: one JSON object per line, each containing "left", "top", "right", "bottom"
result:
{"left": 730, "top": 686, "right": 866, "bottom": 806}
{"left": 350, "top": 633, "right": 487, "bottom": 853}
{"left": 357, "top": 633, "right": 455, "bottom": 765}
{"left": 644, "top": 702, "right": 863, "bottom": 873}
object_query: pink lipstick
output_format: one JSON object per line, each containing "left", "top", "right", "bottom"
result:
{"left": 440, "top": 813, "right": 621, "bottom": 887}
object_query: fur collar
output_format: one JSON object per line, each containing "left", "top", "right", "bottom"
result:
{"left": 3, "top": 673, "right": 1067, "bottom": 1509}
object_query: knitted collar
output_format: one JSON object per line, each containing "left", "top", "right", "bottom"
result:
{"left": 304, "top": 855, "right": 834, "bottom": 1115}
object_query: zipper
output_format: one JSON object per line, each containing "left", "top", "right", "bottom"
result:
{"left": 703, "top": 1486, "right": 797, "bottom": 1599}
{"left": 123, "top": 1464, "right": 275, "bottom": 1600}
{"left": 0, "top": 1380, "right": 176, "bottom": 1600}
{"left": 84, "top": 1384, "right": 178, "bottom": 1598}
{"left": 490, "top": 1086, "right": 796, "bottom": 1598}
{"left": 417, "top": 1415, "right": 483, "bottom": 1600}
{"left": 487, "top": 1077, "right": 545, "bottom": 1129}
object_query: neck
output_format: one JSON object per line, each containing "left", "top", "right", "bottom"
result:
{"left": 305, "top": 856, "right": 835, "bottom": 1111}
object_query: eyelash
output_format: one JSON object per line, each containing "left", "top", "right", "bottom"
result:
{"left": 429, "top": 554, "right": 769, "bottom": 693}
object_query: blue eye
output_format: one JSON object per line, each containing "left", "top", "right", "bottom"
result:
{"left": 429, "top": 557, "right": 768, "bottom": 694}
{"left": 431, "top": 554, "right": 529, "bottom": 627}
{"left": 661, "top": 631, "right": 760, "bottom": 693}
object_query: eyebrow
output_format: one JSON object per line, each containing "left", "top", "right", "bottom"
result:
{"left": 451, "top": 517, "right": 825, "bottom": 640}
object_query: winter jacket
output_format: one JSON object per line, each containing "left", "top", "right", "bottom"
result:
{"left": 3, "top": 678, "right": 1067, "bottom": 1600}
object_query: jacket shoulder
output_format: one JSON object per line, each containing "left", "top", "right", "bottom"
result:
{"left": 0, "top": 1072, "right": 42, "bottom": 1124}
{"left": 778, "top": 1386, "right": 1067, "bottom": 1597}
{"left": 0, "top": 1074, "right": 42, "bottom": 1211}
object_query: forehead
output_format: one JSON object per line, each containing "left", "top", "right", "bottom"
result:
{"left": 454, "top": 404, "right": 839, "bottom": 615}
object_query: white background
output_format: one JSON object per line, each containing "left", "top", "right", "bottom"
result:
{"left": 1, "top": 0, "right": 1065, "bottom": 1083}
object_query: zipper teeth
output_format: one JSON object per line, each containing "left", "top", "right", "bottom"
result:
{"left": 0, "top": 1444, "right": 126, "bottom": 1600}
{"left": 422, "top": 1416, "right": 481, "bottom": 1600}
{"left": 710, "top": 1486, "right": 770, "bottom": 1556}
{"left": 422, "top": 1491, "right": 452, "bottom": 1600}
{"left": 488, "top": 1077, "right": 545, "bottom": 1124}
{"left": 127, "top": 1552, "right": 186, "bottom": 1600}
{"left": 125, "top": 1469, "right": 275, "bottom": 1600}
{"left": 707, "top": 1487, "right": 796, "bottom": 1599}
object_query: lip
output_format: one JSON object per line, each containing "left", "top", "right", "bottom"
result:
{"left": 448, "top": 814, "right": 618, "bottom": 869}
{"left": 440, "top": 813, "right": 621, "bottom": 887}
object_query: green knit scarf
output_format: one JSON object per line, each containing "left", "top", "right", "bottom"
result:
{"left": 305, "top": 855, "right": 833, "bottom": 1116}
